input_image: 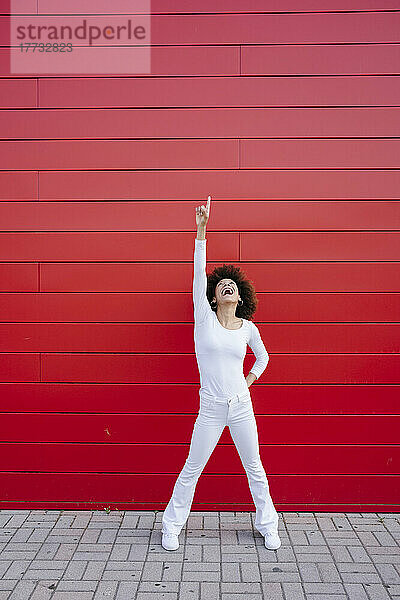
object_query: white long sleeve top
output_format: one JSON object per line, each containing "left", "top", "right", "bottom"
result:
{"left": 193, "top": 237, "right": 269, "bottom": 398}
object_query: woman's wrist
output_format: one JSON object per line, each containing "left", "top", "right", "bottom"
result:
{"left": 246, "top": 372, "right": 257, "bottom": 387}
{"left": 196, "top": 225, "right": 206, "bottom": 240}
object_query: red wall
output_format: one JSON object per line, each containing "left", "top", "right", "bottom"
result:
{"left": 0, "top": 1, "right": 399, "bottom": 512}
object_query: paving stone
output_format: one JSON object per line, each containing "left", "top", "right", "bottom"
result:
{"left": 200, "top": 581, "right": 219, "bottom": 600}
{"left": 303, "top": 582, "right": 347, "bottom": 594}
{"left": 282, "top": 582, "right": 306, "bottom": 599}
{"left": 260, "top": 582, "right": 284, "bottom": 599}
{"left": 115, "top": 582, "right": 139, "bottom": 599}
{"left": 178, "top": 581, "right": 200, "bottom": 599}
{"left": 375, "top": 562, "right": 400, "bottom": 583}
{"left": 7, "top": 581, "right": 36, "bottom": 599}
{"left": 362, "top": 583, "right": 392, "bottom": 599}
{"left": 93, "top": 581, "right": 119, "bottom": 599}
{"left": 221, "top": 562, "right": 240, "bottom": 582}
{"left": 343, "top": 583, "right": 370, "bottom": 599}
{"left": 298, "top": 563, "right": 322, "bottom": 582}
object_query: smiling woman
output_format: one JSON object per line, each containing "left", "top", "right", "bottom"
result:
{"left": 161, "top": 196, "right": 280, "bottom": 553}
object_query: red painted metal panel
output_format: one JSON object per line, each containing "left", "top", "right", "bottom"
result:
{"left": 0, "top": 172, "right": 37, "bottom": 200}
{"left": 241, "top": 139, "right": 400, "bottom": 169}
{"left": 34, "top": 353, "right": 400, "bottom": 384}
{"left": 0, "top": 262, "right": 398, "bottom": 294}
{"left": 2, "top": 12, "right": 400, "bottom": 46}
{"left": 0, "top": 79, "right": 36, "bottom": 107}
{"left": 0, "top": 46, "right": 241, "bottom": 78}
{"left": 0, "top": 293, "right": 399, "bottom": 323}
{"left": 38, "top": 76, "right": 400, "bottom": 108}
{"left": 0, "top": 354, "right": 39, "bottom": 381}
{"left": 242, "top": 232, "right": 400, "bottom": 260}
{"left": 151, "top": 13, "right": 400, "bottom": 45}
{"left": 0, "top": 473, "right": 396, "bottom": 508}
{"left": 1, "top": 231, "right": 400, "bottom": 260}
{"left": 0, "top": 383, "right": 398, "bottom": 414}
{"left": 3, "top": 44, "right": 400, "bottom": 78}
{"left": 37, "top": 169, "right": 400, "bottom": 200}
{"left": 3, "top": 139, "right": 400, "bottom": 169}
{"left": 33, "top": 1, "right": 400, "bottom": 14}
{"left": 0, "top": 201, "right": 399, "bottom": 230}
{"left": 0, "top": 265, "right": 38, "bottom": 291}
{"left": 0, "top": 108, "right": 399, "bottom": 139}
{"left": 0, "top": 443, "right": 398, "bottom": 475}
{"left": 1, "top": 0, "right": 399, "bottom": 18}
{"left": 0, "top": 413, "right": 398, "bottom": 444}
{"left": 243, "top": 44, "right": 400, "bottom": 75}
{"left": 0, "top": 140, "right": 238, "bottom": 170}
{"left": 38, "top": 262, "right": 399, "bottom": 292}
{"left": 0, "top": 323, "right": 399, "bottom": 354}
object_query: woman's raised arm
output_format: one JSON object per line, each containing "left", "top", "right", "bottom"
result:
{"left": 193, "top": 196, "right": 213, "bottom": 325}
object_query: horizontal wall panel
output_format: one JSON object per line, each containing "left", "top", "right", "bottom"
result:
{"left": 0, "top": 172, "right": 36, "bottom": 200}
{"left": 1, "top": 354, "right": 398, "bottom": 385}
{"left": 2, "top": 44, "right": 399, "bottom": 78}
{"left": 0, "top": 140, "right": 238, "bottom": 170}
{"left": 241, "top": 139, "right": 400, "bottom": 169}
{"left": 1, "top": 293, "right": 399, "bottom": 323}
{"left": 0, "top": 323, "right": 399, "bottom": 354}
{"left": 3, "top": 12, "right": 400, "bottom": 45}
{"left": 0, "top": 354, "right": 40, "bottom": 381}
{"left": 0, "top": 46, "right": 240, "bottom": 78}
{"left": 0, "top": 79, "right": 36, "bottom": 108}
{"left": 1, "top": 443, "right": 397, "bottom": 475}
{"left": 0, "top": 473, "right": 397, "bottom": 506}
{"left": 1, "top": 108, "right": 399, "bottom": 139}
{"left": 0, "top": 266, "right": 38, "bottom": 291}
{"left": 142, "top": 13, "right": 400, "bottom": 45}
{"left": 37, "top": 170, "right": 400, "bottom": 200}
{"left": 241, "top": 232, "right": 400, "bottom": 260}
{"left": 31, "top": 1, "right": 400, "bottom": 14}
{"left": 2, "top": 139, "right": 400, "bottom": 170}
{"left": 1, "top": 264, "right": 399, "bottom": 293}
{"left": 39, "top": 263, "right": 400, "bottom": 293}
{"left": 1, "top": 0, "right": 399, "bottom": 16}
{"left": 33, "top": 353, "right": 400, "bottom": 384}
{"left": 0, "top": 414, "right": 397, "bottom": 444}
{"left": 1, "top": 232, "right": 399, "bottom": 261}
{"left": 242, "top": 43, "right": 400, "bottom": 75}
{"left": 0, "top": 201, "right": 399, "bottom": 231}
{"left": 37, "top": 76, "right": 400, "bottom": 108}
{"left": 0, "top": 384, "right": 398, "bottom": 414}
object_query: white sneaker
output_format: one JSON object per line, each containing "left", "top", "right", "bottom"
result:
{"left": 264, "top": 531, "right": 281, "bottom": 550}
{"left": 162, "top": 532, "right": 179, "bottom": 551}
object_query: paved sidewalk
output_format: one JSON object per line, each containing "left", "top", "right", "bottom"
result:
{"left": 0, "top": 510, "right": 398, "bottom": 600}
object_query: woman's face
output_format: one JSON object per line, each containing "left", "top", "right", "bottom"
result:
{"left": 213, "top": 278, "right": 241, "bottom": 307}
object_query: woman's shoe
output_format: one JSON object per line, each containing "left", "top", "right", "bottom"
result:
{"left": 264, "top": 531, "right": 281, "bottom": 550}
{"left": 162, "top": 532, "right": 179, "bottom": 551}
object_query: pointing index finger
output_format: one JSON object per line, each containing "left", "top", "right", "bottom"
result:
{"left": 207, "top": 195, "right": 211, "bottom": 215}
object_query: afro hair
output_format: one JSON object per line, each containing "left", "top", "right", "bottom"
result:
{"left": 206, "top": 262, "right": 259, "bottom": 321}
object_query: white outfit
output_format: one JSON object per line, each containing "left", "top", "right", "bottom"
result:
{"left": 192, "top": 238, "right": 270, "bottom": 398}
{"left": 161, "top": 238, "right": 279, "bottom": 537}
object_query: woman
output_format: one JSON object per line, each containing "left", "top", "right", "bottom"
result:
{"left": 161, "top": 196, "right": 281, "bottom": 551}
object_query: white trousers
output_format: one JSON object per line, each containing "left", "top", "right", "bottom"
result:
{"left": 161, "top": 389, "right": 279, "bottom": 537}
